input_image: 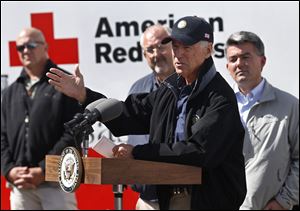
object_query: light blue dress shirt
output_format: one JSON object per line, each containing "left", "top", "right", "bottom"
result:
{"left": 234, "top": 78, "right": 265, "bottom": 128}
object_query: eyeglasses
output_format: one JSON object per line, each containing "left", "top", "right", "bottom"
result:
{"left": 144, "top": 44, "right": 169, "bottom": 54}
{"left": 16, "top": 41, "right": 44, "bottom": 52}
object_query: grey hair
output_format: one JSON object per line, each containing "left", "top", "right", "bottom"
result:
{"left": 199, "top": 40, "right": 214, "bottom": 55}
{"left": 225, "top": 31, "right": 265, "bottom": 56}
{"left": 140, "top": 24, "right": 172, "bottom": 48}
{"left": 199, "top": 41, "right": 209, "bottom": 48}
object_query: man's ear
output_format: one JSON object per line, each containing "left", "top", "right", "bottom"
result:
{"left": 261, "top": 55, "right": 266, "bottom": 69}
{"left": 205, "top": 43, "right": 213, "bottom": 59}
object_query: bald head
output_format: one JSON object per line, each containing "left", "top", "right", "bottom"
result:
{"left": 17, "top": 27, "right": 46, "bottom": 44}
{"left": 140, "top": 24, "right": 174, "bottom": 82}
{"left": 140, "top": 24, "right": 171, "bottom": 48}
{"left": 16, "top": 27, "right": 49, "bottom": 74}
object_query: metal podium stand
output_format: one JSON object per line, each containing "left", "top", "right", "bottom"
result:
{"left": 113, "top": 184, "right": 125, "bottom": 210}
{"left": 81, "top": 129, "right": 125, "bottom": 210}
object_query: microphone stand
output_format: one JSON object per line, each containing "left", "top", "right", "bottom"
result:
{"left": 73, "top": 122, "right": 94, "bottom": 157}
{"left": 82, "top": 128, "right": 92, "bottom": 157}
{"left": 71, "top": 120, "right": 125, "bottom": 210}
{"left": 113, "top": 184, "right": 125, "bottom": 210}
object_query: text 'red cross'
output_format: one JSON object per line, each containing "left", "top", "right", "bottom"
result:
{"left": 9, "top": 12, "right": 79, "bottom": 66}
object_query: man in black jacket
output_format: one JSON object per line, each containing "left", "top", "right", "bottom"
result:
{"left": 1, "top": 27, "right": 84, "bottom": 209}
{"left": 109, "top": 16, "right": 247, "bottom": 210}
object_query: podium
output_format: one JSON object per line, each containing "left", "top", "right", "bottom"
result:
{"left": 46, "top": 155, "right": 202, "bottom": 184}
{"left": 46, "top": 155, "right": 202, "bottom": 209}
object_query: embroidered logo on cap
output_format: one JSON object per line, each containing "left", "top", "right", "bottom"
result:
{"left": 177, "top": 20, "right": 187, "bottom": 29}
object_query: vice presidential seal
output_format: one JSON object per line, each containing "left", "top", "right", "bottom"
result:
{"left": 58, "top": 147, "right": 83, "bottom": 193}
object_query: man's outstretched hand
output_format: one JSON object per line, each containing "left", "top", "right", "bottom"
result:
{"left": 46, "top": 64, "right": 86, "bottom": 103}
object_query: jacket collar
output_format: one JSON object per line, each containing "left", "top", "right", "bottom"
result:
{"left": 17, "top": 59, "right": 56, "bottom": 84}
{"left": 164, "top": 56, "right": 216, "bottom": 97}
{"left": 259, "top": 79, "right": 276, "bottom": 103}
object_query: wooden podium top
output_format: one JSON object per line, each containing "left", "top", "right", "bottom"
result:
{"left": 46, "top": 155, "right": 202, "bottom": 185}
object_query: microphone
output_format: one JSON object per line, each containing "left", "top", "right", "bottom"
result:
{"left": 86, "top": 98, "right": 108, "bottom": 111}
{"left": 93, "top": 98, "right": 123, "bottom": 122}
{"left": 64, "top": 98, "right": 107, "bottom": 131}
{"left": 66, "top": 98, "right": 123, "bottom": 135}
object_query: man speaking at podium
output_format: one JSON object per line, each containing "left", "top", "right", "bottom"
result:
{"left": 107, "top": 16, "right": 247, "bottom": 210}
{"left": 48, "top": 16, "right": 247, "bottom": 210}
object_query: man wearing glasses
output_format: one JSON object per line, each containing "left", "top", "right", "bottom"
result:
{"left": 1, "top": 27, "right": 82, "bottom": 209}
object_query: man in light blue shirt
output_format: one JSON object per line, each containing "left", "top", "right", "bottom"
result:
{"left": 225, "top": 31, "right": 299, "bottom": 210}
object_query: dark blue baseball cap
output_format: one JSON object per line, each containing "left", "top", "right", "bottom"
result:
{"left": 162, "top": 16, "right": 214, "bottom": 45}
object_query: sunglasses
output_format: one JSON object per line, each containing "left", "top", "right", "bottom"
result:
{"left": 16, "top": 41, "right": 44, "bottom": 52}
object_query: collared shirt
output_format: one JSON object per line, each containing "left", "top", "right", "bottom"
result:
{"left": 25, "top": 77, "right": 40, "bottom": 99}
{"left": 175, "top": 83, "right": 193, "bottom": 142}
{"left": 234, "top": 78, "right": 265, "bottom": 128}
{"left": 174, "top": 66, "right": 217, "bottom": 143}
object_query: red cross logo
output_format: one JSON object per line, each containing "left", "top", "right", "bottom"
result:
{"left": 9, "top": 12, "right": 79, "bottom": 66}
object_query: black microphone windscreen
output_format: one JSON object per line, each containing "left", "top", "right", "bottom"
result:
{"left": 95, "top": 98, "right": 123, "bottom": 122}
{"left": 85, "top": 98, "right": 107, "bottom": 112}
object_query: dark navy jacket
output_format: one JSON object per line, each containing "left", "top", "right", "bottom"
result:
{"left": 104, "top": 57, "right": 247, "bottom": 209}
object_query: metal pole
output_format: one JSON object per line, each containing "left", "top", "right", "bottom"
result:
{"left": 113, "top": 184, "right": 124, "bottom": 210}
{"left": 82, "top": 130, "right": 89, "bottom": 158}
{"left": 81, "top": 125, "right": 93, "bottom": 157}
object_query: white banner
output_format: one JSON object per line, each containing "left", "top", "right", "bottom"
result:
{"left": 1, "top": 1, "right": 299, "bottom": 143}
